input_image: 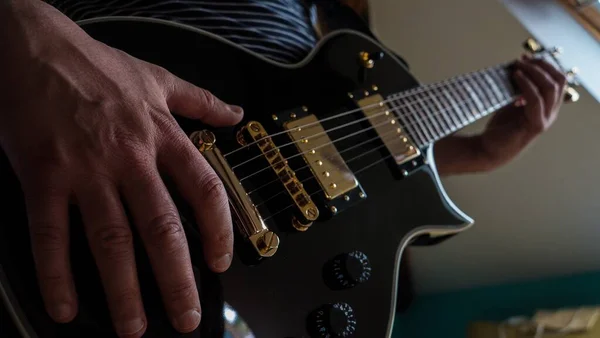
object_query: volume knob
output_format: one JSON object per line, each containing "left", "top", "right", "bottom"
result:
{"left": 309, "top": 302, "right": 356, "bottom": 337}
{"left": 326, "top": 251, "right": 371, "bottom": 289}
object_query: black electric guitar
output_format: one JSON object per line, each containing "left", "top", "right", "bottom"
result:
{"left": 0, "top": 18, "right": 579, "bottom": 338}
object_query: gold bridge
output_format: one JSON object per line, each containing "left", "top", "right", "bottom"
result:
{"left": 242, "top": 121, "right": 319, "bottom": 231}
{"left": 190, "top": 130, "right": 279, "bottom": 258}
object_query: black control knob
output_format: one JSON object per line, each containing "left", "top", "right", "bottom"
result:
{"left": 308, "top": 302, "right": 356, "bottom": 337}
{"left": 324, "top": 251, "right": 371, "bottom": 290}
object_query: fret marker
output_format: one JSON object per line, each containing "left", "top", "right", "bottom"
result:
{"left": 364, "top": 90, "right": 370, "bottom": 96}
{"left": 372, "top": 85, "right": 378, "bottom": 91}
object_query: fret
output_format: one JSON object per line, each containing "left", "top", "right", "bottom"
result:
{"left": 482, "top": 69, "right": 506, "bottom": 103}
{"left": 490, "top": 68, "right": 516, "bottom": 101}
{"left": 388, "top": 97, "right": 426, "bottom": 146}
{"left": 440, "top": 82, "right": 468, "bottom": 130}
{"left": 444, "top": 80, "right": 472, "bottom": 126}
{"left": 426, "top": 89, "right": 456, "bottom": 133}
{"left": 415, "top": 92, "right": 444, "bottom": 138}
{"left": 452, "top": 78, "right": 480, "bottom": 121}
{"left": 474, "top": 71, "right": 499, "bottom": 107}
{"left": 464, "top": 73, "right": 492, "bottom": 111}
{"left": 418, "top": 92, "right": 447, "bottom": 137}
{"left": 399, "top": 95, "right": 436, "bottom": 143}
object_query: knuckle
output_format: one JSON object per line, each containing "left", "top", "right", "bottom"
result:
{"left": 92, "top": 225, "right": 134, "bottom": 261}
{"left": 146, "top": 213, "right": 187, "bottom": 255}
{"left": 201, "top": 174, "right": 227, "bottom": 205}
{"left": 30, "top": 222, "right": 64, "bottom": 254}
{"left": 166, "top": 279, "right": 197, "bottom": 303}
{"left": 198, "top": 88, "right": 217, "bottom": 111}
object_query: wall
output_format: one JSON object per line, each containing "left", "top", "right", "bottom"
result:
{"left": 369, "top": 0, "right": 600, "bottom": 294}
{"left": 393, "top": 270, "right": 600, "bottom": 338}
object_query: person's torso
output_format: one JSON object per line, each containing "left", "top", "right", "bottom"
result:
{"left": 48, "top": 0, "right": 319, "bottom": 64}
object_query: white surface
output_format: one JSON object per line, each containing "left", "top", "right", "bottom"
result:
{"left": 370, "top": 0, "right": 600, "bottom": 294}
{"left": 502, "top": 0, "right": 600, "bottom": 102}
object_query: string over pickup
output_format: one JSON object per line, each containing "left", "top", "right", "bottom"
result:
{"left": 242, "top": 121, "right": 319, "bottom": 231}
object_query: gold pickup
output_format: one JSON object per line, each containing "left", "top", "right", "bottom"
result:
{"left": 284, "top": 115, "right": 359, "bottom": 201}
{"left": 357, "top": 93, "right": 420, "bottom": 167}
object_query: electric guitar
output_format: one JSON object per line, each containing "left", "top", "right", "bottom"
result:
{"left": 0, "top": 18, "right": 579, "bottom": 338}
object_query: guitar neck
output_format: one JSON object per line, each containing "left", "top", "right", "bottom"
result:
{"left": 386, "top": 64, "right": 517, "bottom": 147}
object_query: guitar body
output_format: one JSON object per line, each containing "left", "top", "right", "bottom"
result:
{"left": 0, "top": 19, "right": 472, "bottom": 338}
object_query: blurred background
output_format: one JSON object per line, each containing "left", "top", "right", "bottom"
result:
{"left": 367, "top": 0, "right": 600, "bottom": 336}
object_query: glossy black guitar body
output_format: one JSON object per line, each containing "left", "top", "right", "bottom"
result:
{"left": 0, "top": 19, "right": 472, "bottom": 338}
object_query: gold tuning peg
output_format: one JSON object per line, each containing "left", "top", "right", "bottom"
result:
{"left": 523, "top": 38, "right": 544, "bottom": 53}
{"left": 564, "top": 86, "right": 580, "bottom": 103}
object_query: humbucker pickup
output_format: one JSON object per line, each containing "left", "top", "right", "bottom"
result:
{"left": 274, "top": 107, "right": 367, "bottom": 217}
{"left": 355, "top": 92, "right": 421, "bottom": 169}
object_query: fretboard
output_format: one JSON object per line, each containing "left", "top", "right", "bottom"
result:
{"left": 386, "top": 65, "right": 517, "bottom": 147}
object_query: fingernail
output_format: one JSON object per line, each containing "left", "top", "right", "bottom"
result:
{"left": 175, "top": 310, "right": 201, "bottom": 332}
{"left": 51, "top": 303, "right": 73, "bottom": 322}
{"left": 213, "top": 253, "right": 232, "bottom": 272}
{"left": 117, "top": 318, "right": 145, "bottom": 336}
{"left": 228, "top": 105, "right": 243, "bottom": 115}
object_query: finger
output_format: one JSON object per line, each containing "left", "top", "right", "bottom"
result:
{"left": 24, "top": 183, "right": 77, "bottom": 323}
{"left": 531, "top": 59, "right": 568, "bottom": 89}
{"left": 515, "top": 60, "right": 559, "bottom": 112}
{"left": 121, "top": 162, "right": 200, "bottom": 333}
{"left": 153, "top": 66, "right": 243, "bottom": 127}
{"left": 157, "top": 133, "right": 233, "bottom": 273}
{"left": 513, "top": 69, "right": 545, "bottom": 133}
{"left": 78, "top": 182, "right": 146, "bottom": 338}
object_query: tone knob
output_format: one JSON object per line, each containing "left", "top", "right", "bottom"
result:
{"left": 325, "top": 251, "right": 371, "bottom": 289}
{"left": 308, "top": 302, "right": 356, "bottom": 337}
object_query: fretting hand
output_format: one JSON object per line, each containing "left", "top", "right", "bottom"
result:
{"left": 0, "top": 1, "right": 241, "bottom": 337}
{"left": 434, "top": 56, "right": 567, "bottom": 175}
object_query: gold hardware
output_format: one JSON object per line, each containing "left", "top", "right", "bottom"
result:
{"left": 348, "top": 93, "right": 354, "bottom": 98}
{"left": 344, "top": 195, "right": 350, "bottom": 202}
{"left": 302, "top": 138, "right": 309, "bottom": 144}
{"left": 290, "top": 112, "right": 297, "bottom": 119}
{"left": 244, "top": 121, "right": 319, "bottom": 226}
{"left": 284, "top": 114, "right": 359, "bottom": 200}
{"left": 236, "top": 127, "right": 248, "bottom": 146}
{"left": 330, "top": 206, "right": 338, "bottom": 214}
{"left": 524, "top": 38, "right": 543, "bottom": 53}
{"left": 565, "top": 86, "right": 580, "bottom": 103}
{"left": 302, "top": 106, "right": 309, "bottom": 112}
{"left": 272, "top": 114, "right": 279, "bottom": 121}
{"left": 364, "top": 90, "right": 370, "bottom": 96}
{"left": 357, "top": 94, "right": 420, "bottom": 166}
{"left": 359, "top": 51, "right": 375, "bottom": 69}
{"left": 292, "top": 216, "right": 310, "bottom": 232}
{"left": 190, "top": 130, "right": 279, "bottom": 258}
{"left": 372, "top": 85, "right": 379, "bottom": 91}
{"left": 359, "top": 192, "right": 366, "bottom": 199}
{"left": 310, "top": 149, "right": 316, "bottom": 154}
{"left": 385, "top": 111, "right": 390, "bottom": 116}
{"left": 330, "top": 183, "right": 337, "bottom": 189}
{"left": 396, "top": 128, "right": 402, "bottom": 134}
{"left": 255, "top": 231, "right": 280, "bottom": 256}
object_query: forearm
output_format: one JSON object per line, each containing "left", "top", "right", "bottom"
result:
{"left": 434, "top": 135, "right": 502, "bottom": 176}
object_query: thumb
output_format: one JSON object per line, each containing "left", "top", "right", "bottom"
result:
{"left": 158, "top": 68, "right": 244, "bottom": 127}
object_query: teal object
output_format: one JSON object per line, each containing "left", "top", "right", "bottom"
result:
{"left": 392, "top": 270, "right": 600, "bottom": 338}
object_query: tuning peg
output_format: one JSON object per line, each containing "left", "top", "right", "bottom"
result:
{"left": 567, "top": 67, "right": 579, "bottom": 78}
{"left": 551, "top": 47, "right": 564, "bottom": 57}
{"left": 564, "top": 86, "right": 580, "bottom": 103}
{"left": 523, "top": 38, "right": 544, "bottom": 53}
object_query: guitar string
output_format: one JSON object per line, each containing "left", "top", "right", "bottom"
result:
{"left": 261, "top": 96, "right": 518, "bottom": 221}
{"left": 229, "top": 68, "right": 514, "bottom": 172}
{"left": 251, "top": 129, "right": 401, "bottom": 206}
{"left": 246, "top": 128, "right": 399, "bottom": 196}
{"left": 235, "top": 95, "right": 515, "bottom": 182}
{"left": 223, "top": 63, "right": 512, "bottom": 158}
